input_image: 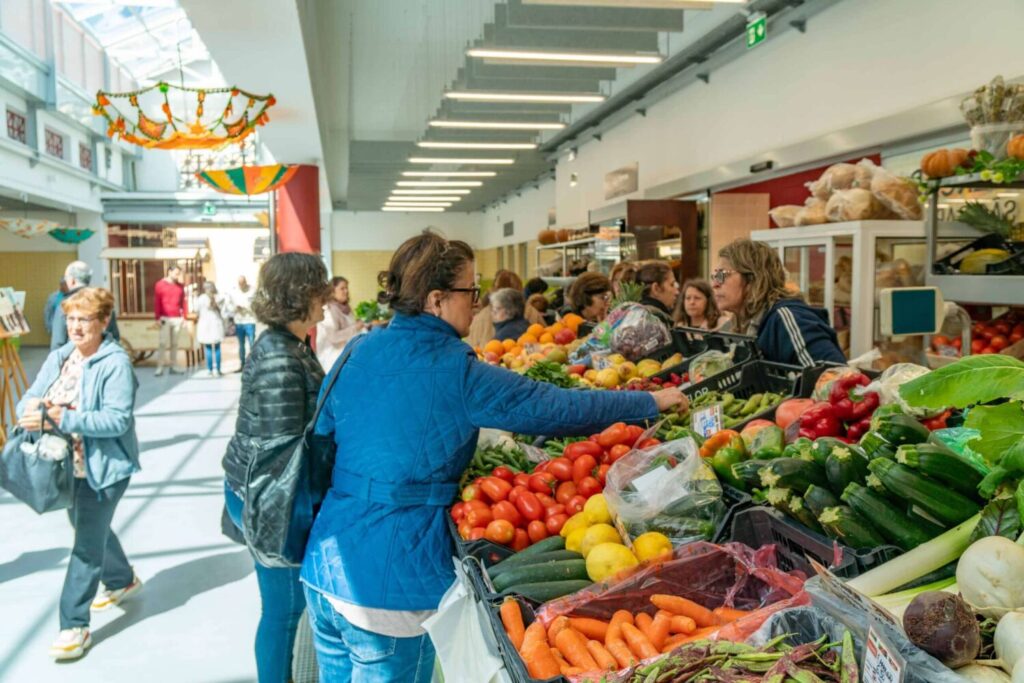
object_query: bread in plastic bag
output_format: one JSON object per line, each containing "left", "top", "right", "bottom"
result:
{"left": 769, "top": 204, "right": 802, "bottom": 228}
{"left": 795, "top": 198, "right": 828, "bottom": 226}
{"left": 807, "top": 163, "right": 860, "bottom": 200}
{"left": 870, "top": 165, "right": 923, "bottom": 220}
{"left": 825, "top": 188, "right": 885, "bottom": 222}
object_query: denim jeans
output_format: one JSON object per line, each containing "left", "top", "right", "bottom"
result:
{"left": 60, "top": 477, "right": 133, "bottom": 629}
{"left": 236, "top": 324, "right": 256, "bottom": 367}
{"left": 224, "top": 482, "right": 306, "bottom": 683}
{"left": 303, "top": 584, "right": 435, "bottom": 683}
{"left": 204, "top": 343, "right": 222, "bottom": 373}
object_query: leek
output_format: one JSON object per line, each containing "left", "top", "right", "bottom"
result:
{"left": 871, "top": 578, "right": 958, "bottom": 621}
{"left": 847, "top": 513, "right": 981, "bottom": 597}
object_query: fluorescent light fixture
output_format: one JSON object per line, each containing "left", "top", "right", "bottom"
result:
{"left": 445, "top": 91, "right": 604, "bottom": 104}
{"left": 522, "top": 0, "right": 747, "bottom": 6}
{"left": 381, "top": 206, "right": 445, "bottom": 212}
{"left": 392, "top": 189, "right": 471, "bottom": 195}
{"left": 429, "top": 119, "right": 565, "bottom": 131}
{"left": 408, "top": 156, "right": 515, "bottom": 165}
{"left": 402, "top": 171, "right": 497, "bottom": 177}
{"left": 417, "top": 140, "right": 536, "bottom": 150}
{"left": 385, "top": 202, "right": 453, "bottom": 208}
{"left": 396, "top": 181, "right": 483, "bottom": 187}
{"left": 389, "top": 196, "right": 463, "bottom": 203}
{"left": 467, "top": 47, "right": 662, "bottom": 67}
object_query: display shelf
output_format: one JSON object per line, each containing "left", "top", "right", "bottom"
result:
{"left": 535, "top": 232, "right": 636, "bottom": 276}
{"left": 934, "top": 173, "right": 1024, "bottom": 190}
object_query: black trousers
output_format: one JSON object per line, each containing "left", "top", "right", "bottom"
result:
{"left": 59, "top": 477, "right": 133, "bottom": 629}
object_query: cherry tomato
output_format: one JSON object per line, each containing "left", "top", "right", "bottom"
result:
{"left": 511, "top": 528, "right": 530, "bottom": 551}
{"left": 461, "top": 484, "right": 481, "bottom": 502}
{"left": 546, "top": 457, "right": 573, "bottom": 482}
{"left": 513, "top": 473, "right": 531, "bottom": 489}
{"left": 608, "top": 443, "right": 631, "bottom": 463}
{"left": 536, "top": 492, "right": 557, "bottom": 509}
{"left": 545, "top": 514, "right": 568, "bottom": 535}
{"left": 469, "top": 527, "right": 486, "bottom": 541}
{"left": 572, "top": 454, "right": 598, "bottom": 485}
{"left": 577, "top": 476, "right": 602, "bottom": 498}
{"left": 971, "top": 339, "right": 986, "bottom": 354}
{"left": 564, "top": 441, "right": 603, "bottom": 461}
{"left": 484, "top": 519, "right": 515, "bottom": 545}
{"left": 597, "top": 422, "right": 628, "bottom": 448}
{"left": 491, "top": 501, "right": 522, "bottom": 528}
{"left": 596, "top": 464, "right": 610, "bottom": 486}
{"left": 544, "top": 504, "right": 566, "bottom": 520}
{"left": 479, "top": 477, "right": 512, "bottom": 502}
{"left": 555, "top": 481, "right": 577, "bottom": 505}
{"left": 990, "top": 334, "right": 1009, "bottom": 351}
{"left": 515, "top": 490, "right": 544, "bottom": 522}
{"left": 527, "top": 520, "right": 548, "bottom": 543}
{"left": 637, "top": 438, "right": 661, "bottom": 449}
{"left": 457, "top": 519, "right": 472, "bottom": 540}
{"left": 566, "top": 495, "right": 587, "bottom": 515}
{"left": 491, "top": 466, "right": 515, "bottom": 483}
{"left": 529, "top": 472, "right": 557, "bottom": 495}
{"left": 623, "top": 425, "right": 644, "bottom": 447}
{"left": 465, "top": 506, "right": 493, "bottom": 528}
{"left": 508, "top": 485, "right": 527, "bottom": 505}
{"left": 450, "top": 502, "right": 466, "bottom": 523}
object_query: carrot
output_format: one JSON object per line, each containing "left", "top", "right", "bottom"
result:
{"left": 550, "top": 648, "right": 567, "bottom": 666}
{"left": 620, "top": 622, "right": 659, "bottom": 660}
{"left": 569, "top": 617, "right": 609, "bottom": 642}
{"left": 650, "top": 594, "right": 716, "bottom": 627}
{"left": 712, "top": 606, "right": 753, "bottom": 624}
{"left": 605, "top": 609, "right": 634, "bottom": 645}
{"left": 547, "top": 615, "right": 570, "bottom": 645}
{"left": 555, "top": 627, "right": 599, "bottom": 671}
{"left": 563, "top": 667, "right": 584, "bottom": 676}
{"left": 521, "top": 632, "right": 561, "bottom": 679}
{"left": 634, "top": 612, "right": 655, "bottom": 641}
{"left": 500, "top": 598, "right": 526, "bottom": 651}
{"left": 679, "top": 625, "right": 719, "bottom": 644}
{"left": 649, "top": 611, "right": 671, "bottom": 650}
{"left": 661, "top": 633, "right": 688, "bottom": 653}
{"left": 586, "top": 639, "right": 619, "bottom": 671}
{"left": 667, "top": 614, "right": 697, "bottom": 634}
{"left": 520, "top": 621, "right": 546, "bottom": 655}
{"left": 606, "top": 639, "right": 636, "bottom": 669}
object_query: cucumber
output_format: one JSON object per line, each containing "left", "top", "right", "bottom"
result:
{"left": 818, "top": 505, "right": 887, "bottom": 550}
{"left": 789, "top": 495, "right": 824, "bottom": 534}
{"left": 491, "top": 559, "right": 589, "bottom": 593}
{"left": 513, "top": 535, "right": 565, "bottom": 557}
{"left": 859, "top": 431, "right": 896, "bottom": 460}
{"left": 840, "top": 482, "right": 933, "bottom": 551}
{"left": 486, "top": 550, "right": 582, "bottom": 579}
{"left": 868, "top": 459, "right": 980, "bottom": 527}
{"left": 730, "top": 459, "right": 770, "bottom": 491}
{"left": 896, "top": 444, "right": 984, "bottom": 499}
{"left": 499, "top": 580, "right": 593, "bottom": 603}
{"left": 825, "top": 448, "right": 870, "bottom": 497}
{"left": 759, "top": 458, "right": 828, "bottom": 494}
{"left": 873, "top": 413, "right": 930, "bottom": 447}
{"left": 804, "top": 484, "right": 840, "bottom": 519}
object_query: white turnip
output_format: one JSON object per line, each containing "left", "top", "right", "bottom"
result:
{"left": 903, "top": 591, "right": 981, "bottom": 668}
{"left": 994, "top": 611, "right": 1024, "bottom": 676}
{"left": 957, "top": 537, "right": 1024, "bottom": 618}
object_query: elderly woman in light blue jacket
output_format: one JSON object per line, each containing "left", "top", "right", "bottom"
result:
{"left": 16, "top": 287, "right": 141, "bottom": 662}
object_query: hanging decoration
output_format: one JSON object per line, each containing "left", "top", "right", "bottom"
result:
{"left": 93, "top": 82, "right": 276, "bottom": 150}
{"left": 0, "top": 218, "right": 60, "bottom": 238}
{"left": 49, "top": 228, "right": 95, "bottom": 244}
{"left": 196, "top": 164, "right": 298, "bottom": 195}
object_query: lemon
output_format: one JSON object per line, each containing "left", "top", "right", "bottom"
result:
{"left": 560, "top": 512, "right": 590, "bottom": 539}
{"left": 583, "top": 494, "right": 612, "bottom": 525}
{"left": 586, "top": 543, "right": 639, "bottom": 582}
{"left": 580, "top": 524, "right": 622, "bottom": 558}
{"left": 565, "top": 527, "right": 588, "bottom": 553}
{"left": 632, "top": 532, "right": 673, "bottom": 562}
{"left": 595, "top": 368, "right": 620, "bottom": 389}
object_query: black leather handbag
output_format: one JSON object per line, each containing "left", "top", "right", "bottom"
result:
{"left": 0, "top": 408, "right": 75, "bottom": 514}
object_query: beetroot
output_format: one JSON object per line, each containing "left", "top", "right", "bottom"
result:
{"left": 902, "top": 591, "right": 980, "bottom": 668}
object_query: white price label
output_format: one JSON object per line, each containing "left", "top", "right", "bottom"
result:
{"left": 630, "top": 465, "right": 670, "bottom": 496}
{"left": 862, "top": 625, "right": 904, "bottom": 683}
{"left": 691, "top": 404, "right": 723, "bottom": 438}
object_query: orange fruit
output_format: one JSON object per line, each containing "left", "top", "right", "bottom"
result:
{"left": 502, "top": 339, "right": 516, "bottom": 352}
{"left": 510, "top": 345, "right": 524, "bottom": 356}
{"left": 539, "top": 333, "right": 555, "bottom": 344}
{"left": 518, "top": 333, "right": 539, "bottom": 346}
{"left": 527, "top": 323, "right": 545, "bottom": 338}
{"left": 562, "top": 313, "right": 583, "bottom": 333}
{"left": 549, "top": 321, "right": 565, "bottom": 334}
{"left": 484, "top": 340, "right": 504, "bottom": 356}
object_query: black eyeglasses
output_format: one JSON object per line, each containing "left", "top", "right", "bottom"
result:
{"left": 449, "top": 286, "right": 481, "bottom": 304}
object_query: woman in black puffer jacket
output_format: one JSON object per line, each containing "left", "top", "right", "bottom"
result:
{"left": 222, "top": 252, "right": 329, "bottom": 683}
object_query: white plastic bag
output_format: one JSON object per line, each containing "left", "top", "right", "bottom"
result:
{"left": 862, "top": 362, "right": 943, "bottom": 418}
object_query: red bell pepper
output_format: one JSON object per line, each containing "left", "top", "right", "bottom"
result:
{"left": 828, "top": 373, "right": 871, "bottom": 421}
{"left": 799, "top": 402, "right": 842, "bottom": 439}
{"left": 845, "top": 416, "right": 872, "bottom": 442}
{"left": 922, "top": 409, "right": 952, "bottom": 431}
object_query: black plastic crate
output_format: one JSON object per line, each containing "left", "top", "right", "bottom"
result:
{"left": 932, "top": 232, "right": 1024, "bottom": 275}
{"left": 486, "top": 596, "right": 567, "bottom": 683}
{"left": 644, "top": 328, "right": 759, "bottom": 384}
{"left": 683, "top": 360, "right": 802, "bottom": 431}
{"left": 463, "top": 540, "right": 517, "bottom": 604}
{"left": 728, "top": 506, "right": 901, "bottom": 579}
{"left": 711, "top": 484, "right": 754, "bottom": 543}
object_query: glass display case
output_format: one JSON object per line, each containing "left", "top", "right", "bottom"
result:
{"left": 535, "top": 227, "right": 638, "bottom": 282}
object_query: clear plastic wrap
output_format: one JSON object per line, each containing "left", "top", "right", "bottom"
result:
{"left": 811, "top": 366, "right": 865, "bottom": 402}
{"left": 826, "top": 188, "right": 885, "bottom": 222}
{"left": 688, "top": 349, "right": 734, "bottom": 384}
{"left": 769, "top": 204, "right": 803, "bottom": 228}
{"left": 806, "top": 163, "right": 861, "bottom": 200}
{"left": 795, "top": 199, "right": 829, "bottom": 226}
{"left": 868, "top": 161, "right": 924, "bottom": 220}
{"left": 573, "top": 302, "right": 672, "bottom": 364}
{"left": 862, "top": 362, "right": 943, "bottom": 418}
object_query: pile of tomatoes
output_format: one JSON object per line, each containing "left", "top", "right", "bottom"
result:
{"left": 932, "top": 314, "right": 1024, "bottom": 356}
{"left": 450, "top": 422, "right": 660, "bottom": 549}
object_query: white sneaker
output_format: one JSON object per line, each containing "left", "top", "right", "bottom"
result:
{"left": 92, "top": 574, "right": 143, "bottom": 611}
{"left": 154, "top": 367, "right": 165, "bottom": 377}
{"left": 49, "top": 627, "right": 91, "bottom": 660}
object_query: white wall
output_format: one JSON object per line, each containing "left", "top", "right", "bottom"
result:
{"left": 331, "top": 210, "right": 481, "bottom": 250}
{"left": 480, "top": 180, "right": 556, "bottom": 248}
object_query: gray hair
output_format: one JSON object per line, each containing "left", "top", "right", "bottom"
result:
{"left": 490, "top": 287, "right": 524, "bottom": 321}
{"left": 65, "top": 260, "right": 92, "bottom": 285}
{"left": 202, "top": 281, "right": 217, "bottom": 295}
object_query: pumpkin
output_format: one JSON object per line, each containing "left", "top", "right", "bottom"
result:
{"left": 556, "top": 228, "right": 571, "bottom": 243}
{"left": 1008, "top": 134, "right": 1024, "bottom": 161}
{"left": 920, "top": 148, "right": 971, "bottom": 178}
{"left": 538, "top": 229, "right": 557, "bottom": 245}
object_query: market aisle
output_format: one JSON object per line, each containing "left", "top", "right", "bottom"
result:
{"left": 0, "top": 349, "right": 260, "bottom": 683}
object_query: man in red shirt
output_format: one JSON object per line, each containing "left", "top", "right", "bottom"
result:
{"left": 154, "top": 265, "right": 186, "bottom": 376}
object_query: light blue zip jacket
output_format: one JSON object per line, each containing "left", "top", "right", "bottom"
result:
{"left": 16, "top": 335, "right": 140, "bottom": 490}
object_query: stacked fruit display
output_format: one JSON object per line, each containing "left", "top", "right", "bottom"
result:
{"left": 478, "top": 316, "right": 585, "bottom": 371}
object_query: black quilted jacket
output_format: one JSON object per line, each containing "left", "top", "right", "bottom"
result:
{"left": 222, "top": 326, "right": 325, "bottom": 492}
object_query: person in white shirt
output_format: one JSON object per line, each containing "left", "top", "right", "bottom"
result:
{"left": 315, "top": 276, "right": 364, "bottom": 370}
{"left": 227, "top": 275, "right": 257, "bottom": 370}
{"left": 195, "top": 282, "right": 226, "bottom": 377}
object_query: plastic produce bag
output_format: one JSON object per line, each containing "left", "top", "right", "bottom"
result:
{"left": 571, "top": 303, "right": 671, "bottom": 364}
{"left": 603, "top": 437, "right": 725, "bottom": 548}
{"left": 811, "top": 365, "right": 866, "bottom": 402}
{"left": 867, "top": 160, "right": 924, "bottom": 220}
{"left": 794, "top": 198, "right": 828, "bottom": 226}
{"left": 688, "top": 349, "right": 733, "bottom": 384}
{"left": 826, "top": 188, "right": 885, "bottom": 222}
{"left": 862, "top": 362, "right": 943, "bottom": 418}
{"left": 769, "top": 205, "right": 802, "bottom": 228}
{"left": 931, "top": 426, "right": 991, "bottom": 472}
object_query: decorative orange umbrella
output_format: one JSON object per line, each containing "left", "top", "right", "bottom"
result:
{"left": 195, "top": 164, "right": 298, "bottom": 195}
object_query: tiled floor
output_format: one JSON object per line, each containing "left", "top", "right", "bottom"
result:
{"left": 0, "top": 347, "right": 261, "bottom": 682}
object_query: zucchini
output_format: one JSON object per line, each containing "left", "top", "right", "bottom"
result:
{"left": 491, "top": 559, "right": 589, "bottom": 593}
{"left": 873, "top": 413, "right": 930, "bottom": 447}
{"left": 730, "top": 459, "right": 770, "bottom": 491}
{"left": 818, "top": 505, "right": 887, "bottom": 550}
{"left": 812, "top": 437, "right": 868, "bottom": 467}
{"left": 907, "top": 506, "right": 947, "bottom": 534}
{"left": 759, "top": 458, "right": 828, "bottom": 494}
{"left": 512, "top": 535, "right": 565, "bottom": 557}
{"left": 867, "top": 459, "right": 980, "bottom": 527}
{"left": 889, "top": 561, "right": 958, "bottom": 593}
{"left": 486, "top": 550, "right": 581, "bottom": 579}
{"left": 865, "top": 472, "right": 889, "bottom": 496}
{"left": 896, "top": 444, "right": 984, "bottom": 499}
{"left": 859, "top": 431, "right": 896, "bottom": 460}
{"left": 840, "top": 482, "right": 933, "bottom": 550}
{"left": 782, "top": 437, "right": 815, "bottom": 461}
{"left": 789, "top": 495, "right": 824, "bottom": 533}
{"left": 499, "top": 580, "right": 593, "bottom": 603}
{"left": 765, "top": 487, "right": 794, "bottom": 517}
{"left": 825, "top": 448, "right": 870, "bottom": 497}
{"left": 804, "top": 484, "right": 840, "bottom": 519}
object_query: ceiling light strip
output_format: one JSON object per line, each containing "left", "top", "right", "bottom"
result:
{"left": 444, "top": 91, "right": 604, "bottom": 104}
{"left": 384, "top": 203, "right": 453, "bottom": 208}
{"left": 466, "top": 48, "right": 662, "bottom": 66}
{"left": 389, "top": 196, "right": 464, "bottom": 202}
{"left": 408, "top": 157, "right": 514, "bottom": 165}
{"left": 392, "top": 189, "right": 471, "bottom": 195}
{"left": 401, "top": 171, "right": 497, "bottom": 177}
{"left": 416, "top": 141, "right": 536, "bottom": 150}
{"left": 381, "top": 207, "right": 446, "bottom": 212}
{"left": 396, "top": 181, "right": 483, "bottom": 187}
{"left": 429, "top": 120, "right": 565, "bottom": 131}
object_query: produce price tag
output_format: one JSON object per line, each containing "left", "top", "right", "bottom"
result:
{"left": 862, "top": 624, "right": 905, "bottom": 683}
{"left": 691, "top": 404, "right": 723, "bottom": 438}
{"left": 629, "top": 465, "right": 670, "bottom": 496}
{"left": 809, "top": 560, "right": 902, "bottom": 630}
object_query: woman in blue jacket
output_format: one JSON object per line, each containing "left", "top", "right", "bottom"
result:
{"left": 712, "top": 239, "right": 845, "bottom": 367}
{"left": 302, "top": 231, "right": 686, "bottom": 681}
{"left": 16, "top": 288, "right": 141, "bottom": 661}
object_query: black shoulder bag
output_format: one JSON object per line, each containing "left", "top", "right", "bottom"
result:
{"left": 0, "top": 407, "right": 75, "bottom": 514}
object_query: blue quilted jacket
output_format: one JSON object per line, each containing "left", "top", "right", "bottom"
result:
{"left": 300, "top": 312, "right": 658, "bottom": 611}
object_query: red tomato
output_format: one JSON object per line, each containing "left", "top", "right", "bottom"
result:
{"left": 546, "top": 457, "right": 573, "bottom": 482}
{"left": 952, "top": 337, "right": 963, "bottom": 349}
{"left": 588, "top": 434, "right": 602, "bottom": 444}
{"left": 1013, "top": 323, "right": 1024, "bottom": 337}
{"left": 484, "top": 519, "right": 515, "bottom": 545}
{"left": 566, "top": 495, "right": 587, "bottom": 515}
{"left": 491, "top": 466, "right": 515, "bottom": 483}
{"left": 555, "top": 481, "right": 577, "bottom": 505}
{"left": 479, "top": 477, "right": 512, "bottom": 502}
{"left": 527, "top": 520, "right": 548, "bottom": 543}
{"left": 465, "top": 499, "right": 489, "bottom": 515}
{"left": 623, "top": 425, "right": 644, "bottom": 447}
{"left": 990, "top": 334, "right": 1009, "bottom": 351}
{"left": 572, "top": 454, "right": 598, "bottom": 485}
{"left": 608, "top": 444, "right": 631, "bottom": 463}
{"left": 533, "top": 461, "right": 549, "bottom": 473}
{"left": 513, "top": 473, "right": 531, "bottom": 489}
{"left": 545, "top": 514, "right": 568, "bottom": 535}
{"left": 971, "top": 339, "right": 986, "bottom": 354}
{"left": 931, "top": 334, "right": 951, "bottom": 348}
{"left": 529, "top": 472, "right": 557, "bottom": 495}
{"left": 461, "top": 484, "right": 480, "bottom": 502}
{"left": 1012, "top": 332, "right": 1024, "bottom": 344}
{"left": 491, "top": 501, "right": 522, "bottom": 528}
{"left": 577, "top": 476, "right": 602, "bottom": 498}
{"left": 637, "top": 438, "right": 661, "bottom": 449}
{"left": 596, "top": 464, "right": 610, "bottom": 486}
{"left": 450, "top": 502, "right": 466, "bottom": 522}
{"left": 597, "top": 422, "right": 628, "bottom": 448}
{"left": 564, "top": 440, "right": 603, "bottom": 461}
{"left": 465, "top": 506, "right": 493, "bottom": 528}
{"left": 982, "top": 346, "right": 996, "bottom": 354}
{"left": 515, "top": 490, "right": 544, "bottom": 522}
{"left": 995, "top": 322, "right": 1011, "bottom": 335}
{"left": 512, "top": 528, "right": 530, "bottom": 551}
{"left": 508, "top": 485, "right": 526, "bottom": 505}
{"left": 536, "top": 492, "right": 557, "bottom": 509}
{"left": 457, "top": 519, "right": 472, "bottom": 540}
{"left": 545, "top": 504, "right": 566, "bottom": 520}
{"left": 469, "top": 527, "right": 486, "bottom": 541}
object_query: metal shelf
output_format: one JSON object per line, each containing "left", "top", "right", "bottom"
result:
{"left": 934, "top": 173, "right": 1024, "bottom": 190}
{"left": 925, "top": 273, "right": 1024, "bottom": 305}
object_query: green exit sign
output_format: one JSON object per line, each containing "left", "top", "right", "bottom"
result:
{"left": 202, "top": 201, "right": 217, "bottom": 216}
{"left": 746, "top": 13, "right": 767, "bottom": 49}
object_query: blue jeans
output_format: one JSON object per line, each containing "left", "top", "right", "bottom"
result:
{"left": 225, "top": 483, "right": 306, "bottom": 683}
{"left": 304, "top": 585, "right": 435, "bottom": 683}
{"left": 236, "top": 324, "right": 256, "bottom": 367}
{"left": 204, "top": 343, "right": 221, "bottom": 373}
